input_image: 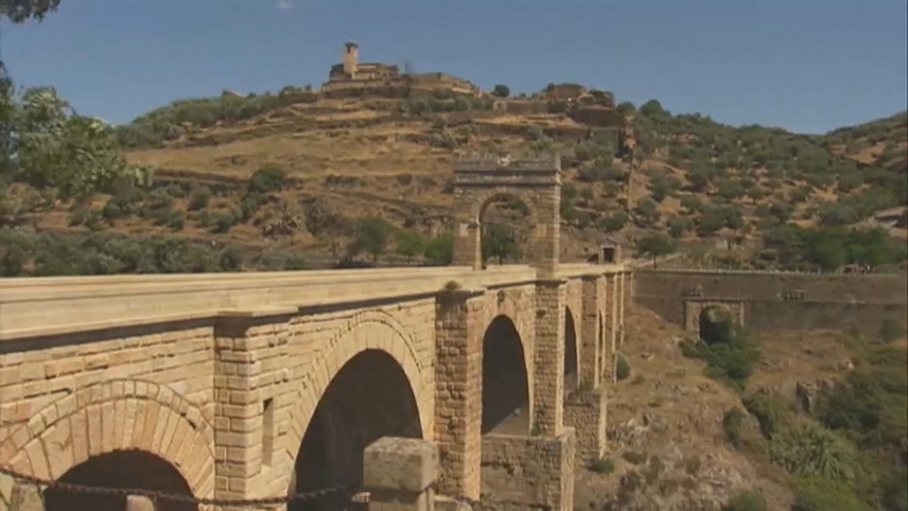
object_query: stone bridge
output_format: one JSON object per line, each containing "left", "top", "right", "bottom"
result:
{"left": 0, "top": 154, "right": 634, "bottom": 511}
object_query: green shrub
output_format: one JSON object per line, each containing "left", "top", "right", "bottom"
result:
{"left": 621, "top": 451, "right": 646, "bottom": 465}
{"left": 742, "top": 393, "right": 788, "bottom": 439}
{"left": 722, "top": 407, "right": 746, "bottom": 449}
{"left": 615, "top": 354, "right": 631, "bottom": 381}
{"left": 188, "top": 187, "right": 212, "bottom": 211}
{"left": 722, "top": 489, "right": 766, "bottom": 511}
{"left": 768, "top": 424, "right": 856, "bottom": 481}
{"left": 791, "top": 476, "right": 875, "bottom": 511}
{"left": 589, "top": 457, "right": 615, "bottom": 474}
{"left": 878, "top": 318, "right": 905, "bottom": 343}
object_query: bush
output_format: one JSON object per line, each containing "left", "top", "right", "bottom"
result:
{"left": 791, "top": 476, "right": 875, "bottom": 511}
{"left": 589, "top": 457, "right": 615, "bottom": 474}
{"left": 188, "top": 187, "right": 212, "bottom": 211}
{"left": 722, "top": 407, "right": 746, "bottom": 449}
{"left": 742, "top": 393, "right": 788, "bottom": 440}
{"left": 680, "top": 320, "right": 759, "bottom": 389}
{"left": 722, "top": 490, "right": 766, "bottom": 511}
{"left": 621, "top": 451, "right": 646, "bottom": 464}
{"left": 615, "top": 354, "right": 631, "bottom": 381}
{"left": 768, "top": 424, "right": 856, "bottom": 481}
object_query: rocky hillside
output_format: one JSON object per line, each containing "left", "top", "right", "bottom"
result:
{"left": 580, "top": 307, "right": 908, "bottom": 511}
{"left": 1, "top": 83, "right": 906, "bottom": 275}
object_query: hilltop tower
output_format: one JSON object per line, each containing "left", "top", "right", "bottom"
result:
{"left": 343, "top": 42, "right": 359, "bottom": 77}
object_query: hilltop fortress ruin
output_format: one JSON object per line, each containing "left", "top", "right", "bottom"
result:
{"left": 320, "top": 41, "right": 485, "bottom": 98}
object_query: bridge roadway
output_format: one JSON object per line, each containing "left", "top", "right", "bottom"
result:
{"left": 0, "top": 262, "right": 631, "bottom": 511}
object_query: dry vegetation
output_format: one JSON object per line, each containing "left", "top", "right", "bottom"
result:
{"left": 573, "top": 307, "right": 908, "bottom": 511}
{"left": 2, "top": 82, "right": 906, "bottom": 275}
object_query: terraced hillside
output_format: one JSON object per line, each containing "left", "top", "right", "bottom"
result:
{"left": 1, "top": 83, "right": 906, "bottom": 275}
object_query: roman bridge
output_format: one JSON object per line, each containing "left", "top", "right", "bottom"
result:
{"left": 0, "top": 154, "right": 636, "bottom": 511}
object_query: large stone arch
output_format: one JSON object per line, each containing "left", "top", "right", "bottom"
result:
{"left": 563, "top": 306, "right": 580, "bottom": 392}
{"left": 0, "top": 379, "right": 216, "bottom": 505}
{"left": 480, "top": 314, "right": 531, "bottom": 435}
{"left": 291, "top": 347, "right": 424, "bottom": 511}
{"left": 451, "top": 155, "right": 562, "bottom": 269}
{"left": 288, "top": 313, "right": 431, "bottom": 470}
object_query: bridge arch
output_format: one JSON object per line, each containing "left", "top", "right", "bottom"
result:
{"left": 564, "top": 306, "right": 579, "bottom": 392}
{"left": 481, "top": 314, "right": 531, "bottom": 435}
{"left": 0, "top": 380, "right": 215, "bottom": 511}
{"left": 289, "top": 316, "right": 430, "bottom": 510}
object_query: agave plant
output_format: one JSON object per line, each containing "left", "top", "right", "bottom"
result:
{"left": 769, "top": 423, "right": 856, "bottom": 482}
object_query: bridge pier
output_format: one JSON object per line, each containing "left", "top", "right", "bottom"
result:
{"left": 212, "top": 310, "right": 294, "bottom": 506}
{"left": 561, "top": 275, "right": 607, "bottom": 465}
{"left": 434, "top": 288, "right": 485, "bottom": 500}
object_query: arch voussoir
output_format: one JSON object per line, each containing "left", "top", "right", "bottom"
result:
{"left": 0, "top": 379, "right": 216, "bottom": 504}
{"left": 289, "top": 317, "right": 431, "bottom": 469}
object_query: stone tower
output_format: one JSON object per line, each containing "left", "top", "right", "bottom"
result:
{"left": 343, "top": 42, "right": 359, "bottom": 77}
{"left": 451, "top": 153, "right": 562, "bottom": 276}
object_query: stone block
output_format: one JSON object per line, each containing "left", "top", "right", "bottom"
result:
{"left": 126, "top": 495, "right": 156, "bottom": 511}
{"left": 363, "top": 437, "right": 438, "bottom": 494}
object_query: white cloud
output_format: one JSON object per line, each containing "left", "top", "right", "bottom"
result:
{"left": 275, "top": 0, "right": 292, "bottom": 9}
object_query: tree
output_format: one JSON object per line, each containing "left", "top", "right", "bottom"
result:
{"left": 482, "top": 223, "right": 521, "bottom": 264}
{"left": 667, "top": 216, "right": 693, "bottom": 239}
{"left": 6, "top": 86, "right": 152, "bottom": 201}
{"left": 423, "top": 230, "right": 453, "bottom": 265}
{"left": 616, "top": 101, "right": 636, "bottom": 116}
{"left": 348, "top": 217, "right": 394, "bottom": 262}
{"left": 639, "top": 99, "right": 666, "bottom": 117}
{"left": 492, "top": 84, "right": 510, "bottom": 98}
{"left": 1, "top": 0, "right": 62, "bottom": 22}
{"left": 637, "top": 232, "right": 675, "bottom": 267}
{"left": 394, "top": 229, "right": 424, "bottom": 263}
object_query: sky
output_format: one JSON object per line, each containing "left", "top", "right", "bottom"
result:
{"left": 2, "top": 0, "right": 906, "bottom": 134}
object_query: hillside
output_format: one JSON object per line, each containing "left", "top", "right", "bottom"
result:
{"left": 1, "top": 77, "right": 906, "bottom": 275}
{"left": 580, "top": 306, "right": 908, "bottom": 511}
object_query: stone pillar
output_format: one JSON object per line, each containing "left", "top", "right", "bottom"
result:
{"left": 602, "top": 274, "right": 618, "bottom": 383}
{"left": 8, "top": 482, "right": 42, "bottom": 511}
{"left": 364, "top": 437, "right": 438, "bottom": 511}
{"left": 213, "top": 310, "right": 292, "bottom": 505}
{"left": 618, "top": 272, "right": 628, "bottom": 346}
{"left": 578, "top": 275, "right": 601, "bottom": 389}
{"left": 564, "top": 389, "right": 606, "bottom": 465}
{"left": 126, "top": 495, "right": 156, "bottom": 511}
{"left": 531, "top": 191, "right": 561, "bottom": 278}
{"left": 565, "top": 276, "right": 607, "bottom": 465}
{"left": 451, "top": 220, "right": 482, "bottom": 269}
{"left": 434, "top": 288, "right": 484, "bottom": 500}
{"left": 533, "top": 280, "right": 566, "bottom": 436}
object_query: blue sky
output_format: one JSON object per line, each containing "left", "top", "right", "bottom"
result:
{"left": 2, "top": 0, "right": 906, "bottom": 133}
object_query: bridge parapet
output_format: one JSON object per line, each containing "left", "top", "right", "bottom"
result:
{"left": 0, "top": 265, "right": 626, "bottom": 340}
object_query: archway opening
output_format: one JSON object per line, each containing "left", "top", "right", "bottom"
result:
{"left": 292, "top": 349, "right": 423, "bottom": 511}
{"left": 479, "top": 195, "right": 532, "bottom": 267}
{"left": 44, "top": 450, "right": 196, "bottom": 511}
{"left": 698, "top": 306, "right": 738, "bottom": 346}
{"left": 563, "top": 307, "right": 579, "bottom": 393}
{"left": 481, "top": 315, "right": 531, "bottom": 435}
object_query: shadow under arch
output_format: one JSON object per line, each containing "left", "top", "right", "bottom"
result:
{"left": 44, "top": 451, "right": 196, "bottom": 511}
{"left": 481, "top": 314, "right": 531, "bottom": 435}
{"left": 292, "top": 349, "right": 423, "bottom": 511}
{"left": 698, "top": 305, "right": 737, "bottom": 345}
{"left": 564, "top": 306, "right": 579, "bottom": 392}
